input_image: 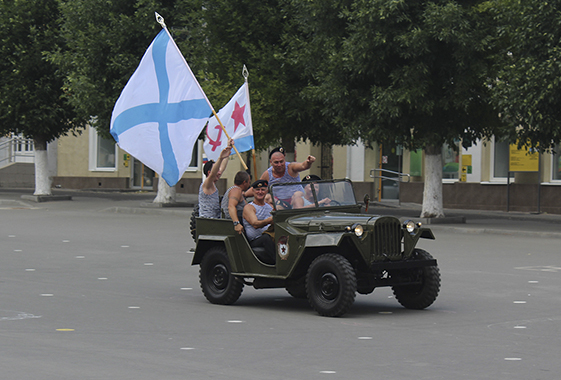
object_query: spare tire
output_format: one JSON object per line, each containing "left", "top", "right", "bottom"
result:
{"left": 190, "top": 203, "right": 199, "bottom": 241}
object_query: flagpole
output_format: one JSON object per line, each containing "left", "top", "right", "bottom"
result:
{"left": 242, "top": 65, "right": 258, "bottom": 177}
{"left": 154, "top": 12, "right": 248, "bottom": 170}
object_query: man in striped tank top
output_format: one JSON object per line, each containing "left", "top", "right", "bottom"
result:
{"left": 243, "top": 180, "right": 275, "bottom": 265}
{"left": 199, "top": 139, "right": 233, "bottom": 218}
{"left": 244, "top": 147, "right": 316, "bottom": 209}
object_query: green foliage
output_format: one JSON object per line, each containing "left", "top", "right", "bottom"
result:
{"left": 484, "top": 0, "right": 561, "bottom": 151}
{"left": 286, "top": 0, "right": 503, "bottom": 151}
{"left": 176, "top": 0, "right": 350, "bottom": 150}
{"left": 0, "top": 0, "right": 80, "bottom": 143}
{"left": 53, "top": 0, "right": 179, "bottom": 139}
{"left": 5, "top": 0, "right": 561, "bottom": 159}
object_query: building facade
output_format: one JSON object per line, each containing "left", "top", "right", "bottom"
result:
{"left": 6, "top": 128, "right": 558, "bottom": 214}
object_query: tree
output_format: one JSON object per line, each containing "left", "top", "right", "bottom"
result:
{"left": 485, "top": 0, "right": 561, "bottom": 152}
{"left": 55, "top": 0, "right": 181, "bottom": 139}
{"left": 176, "top": 0, "right": 351, "bottom": 152}
{"left": 286, "top": 0, "right": 503, "bottom": 217}
{"left": 0, "top": 0, "right": 83, "bottom": 195}
{"left": 55, "top": 0, "right": 184, "bottom": 202}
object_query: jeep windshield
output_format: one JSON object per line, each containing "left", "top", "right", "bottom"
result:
{"left": 270, "top": 179, "right": 357, "bottom": 210}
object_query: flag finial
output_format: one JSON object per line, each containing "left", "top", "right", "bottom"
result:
{"left": 155, "top": 12, "right": 166, "bottom": 28}
{"left": 242, "top": 65, "right": 249, "bottom": 81}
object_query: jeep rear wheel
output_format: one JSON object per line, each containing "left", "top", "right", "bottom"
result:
{"left": 306, "top": 254, "right": 357, "bottom": 317}
{"left": 392, "top": 249, "right": 440, "bottom": 310}
{"left": 199, "top": 246, "right": 243, "bottom": 305}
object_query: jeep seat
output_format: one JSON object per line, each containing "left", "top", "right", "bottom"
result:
{"left": 242, "top": 231, "right": 274, "bottom": 266}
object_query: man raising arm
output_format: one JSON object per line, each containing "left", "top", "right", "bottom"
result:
{"left": 198, "top": 139, "right": 233, "bottom": 218}
{"left": 245, "top": 147, "right": 316, "bottom": 208}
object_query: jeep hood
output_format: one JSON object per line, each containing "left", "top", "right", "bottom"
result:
{"left": 287, "top": 213, "right": 379, "bottom": 231}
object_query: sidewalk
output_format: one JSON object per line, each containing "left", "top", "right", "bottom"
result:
{"left": 2, "top": 188, "right": 561, "bottom": 238}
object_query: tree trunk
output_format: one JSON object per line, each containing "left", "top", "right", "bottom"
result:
{"left": 33, "top": 137, "right": 52, "bottom": 196}
{"left": 320, "top": 143, "right": 333, "bottom": 179}
{"left": 421, "top": 145, "right": 445, "bottom": 218}
{"left": 153, "top": 177, "right": 176, "bottom": 204}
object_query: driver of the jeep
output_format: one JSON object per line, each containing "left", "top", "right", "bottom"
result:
{"left": 294, "top": 174, "right": 331, "bottom": 208}
{"left": 242, "top": 180, "right": 276, "bottom": 265}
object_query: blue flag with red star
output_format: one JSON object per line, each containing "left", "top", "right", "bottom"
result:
{"left": 203, "top": 82, "right": 254, "bottom": 161}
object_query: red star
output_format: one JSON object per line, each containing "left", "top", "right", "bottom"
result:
{"left": 230, "top": 101, "right": 246, "bottom": 132}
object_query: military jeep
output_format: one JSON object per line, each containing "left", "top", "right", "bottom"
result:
{"left": 192, "top": 179, "right": 440, "bottom": 317}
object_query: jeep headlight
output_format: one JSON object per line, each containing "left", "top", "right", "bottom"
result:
{"left": 352, "top": 223, "right": 364, "bottom": 237}
{"left": 346, "top": 223, "right": 364, "bottom": 237}
{"left": 403, "top": 220, "right": 421, "bottom": 233}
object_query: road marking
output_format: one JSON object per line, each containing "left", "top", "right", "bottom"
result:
{"left": 513, "top": 301, "right": 527, "bottom": 304}
{"left": 76, "top": 256, "right": 85, "bottom": 259}
{"left": 505, "top": 358, "right": 522, "bottom": 361}
{"left": 0, "top": 311, "right": 41, "bottom": 321}
{"left": 121, "top": 245, "right": 130, "bottom": 248}
{"left": 62, "top": 240, "right": 70, "bottom": 243}
{"left": 128, "top": 306, "right": 140, "bottom": 309}
{"left": 516, "top": 266, "right": 561, "bottom": 272}
{"left": 14, "top": 249, "right": 22, "bottom": 252}
{"left": 41, "top": 294, "right": 54, "bottom": 297}
{"left": 320, "top": 371, "right": 336, "bottom": 374}
{"left": 180, "top": 347, "right": 195, "bottom": 350}
{"left": 514, "top": 326, "right": 527, "bottom": 329}
{"left": 227, "top": 320, "right": 244, "bottom": 323}
{"left": 144, "top": 263, "right": 154, "bottom": 266}
{"left": 180, "top": 288, "right": 192, "bottom": 290}
{"left": 358, "top": 337, "right": 373, "bottom": 340}
{"left": 98, "top": 277, "right": 108, "bottom": 280}
{"left": 56, "top": 329, "right": 75, "bottom": 332}
{"left": 25, "top": 269, "right": 35, "bottom": 272}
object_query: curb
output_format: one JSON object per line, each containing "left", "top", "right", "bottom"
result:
{"left": 101, "top": 206, "right": 192, "bottom": 216}
{"left": 21, "top": 194, "right": 73, "bottom": 203}
{"left": 430, "top": 225, "right": 561, "bottom": 239}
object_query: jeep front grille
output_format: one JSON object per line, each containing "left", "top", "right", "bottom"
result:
{"left": 373, "top": 218, "right": 402, "bottom": 260}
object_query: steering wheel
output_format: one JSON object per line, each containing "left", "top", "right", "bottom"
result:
{"left": 327, "top": 200, "right": 341, "bottom": 206}
{"left": 275, "top": 199, "right": 292, "bottom": 210}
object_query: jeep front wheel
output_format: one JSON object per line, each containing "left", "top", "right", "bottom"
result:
{"left": 392, "top": 249, "right": 440, "bottom": 309}
{"left": 199, "top": 246, "right": 243, "bottom": 305}
{"left": 306, "top": 254, "right": 357, "bottom": 317}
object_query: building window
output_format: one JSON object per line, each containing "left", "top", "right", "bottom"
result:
{"left": 442, "top": 143, "right": 460, "bottom": 180}
{"left": 186, "top": 140, "right": 201, "bottom": 171}
{"left": 552, "top": 144, "right": 561, "bottom": 181}
{"left": 491, "top": 137, "right": 509, "bottom": 180}
{"left": 89, "top": 126, "right": 117, "bottom": 171}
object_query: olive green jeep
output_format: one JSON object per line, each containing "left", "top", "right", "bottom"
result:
{"left": 192, "top": 179, "right": 440, "bottom": 317}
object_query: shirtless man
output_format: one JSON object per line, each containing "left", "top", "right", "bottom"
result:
{"left": 245, "top": 147, "right": 316, "bottom": 208}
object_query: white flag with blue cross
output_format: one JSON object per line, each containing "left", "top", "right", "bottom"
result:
{"left": 110, "top": 29, "right": 211, "bottom": 186}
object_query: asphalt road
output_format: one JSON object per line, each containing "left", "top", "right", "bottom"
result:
{"left": 1, "top": 198, "right": 560, "bottom": 379}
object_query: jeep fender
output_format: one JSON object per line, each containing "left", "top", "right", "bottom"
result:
{"left": 192, "top": 235, "right": 228, "bottom": 266}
